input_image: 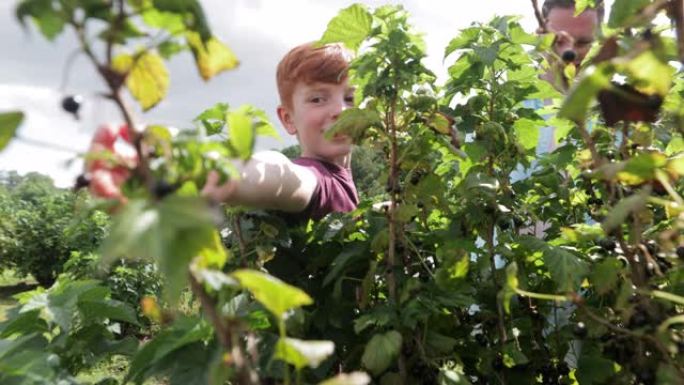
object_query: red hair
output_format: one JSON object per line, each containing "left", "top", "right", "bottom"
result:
{"left": 276, "top": 42, "right": 352, "bottom": 109}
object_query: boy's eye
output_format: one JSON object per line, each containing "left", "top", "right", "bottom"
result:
{"left": 344, "top": 95, "right": 355, "bottom": 105}
{"left": 309, "top": 96, "right": 324, "bottom": 103}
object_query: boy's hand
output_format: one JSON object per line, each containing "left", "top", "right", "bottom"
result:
{"left": 201, "top": 170, "right": 237, "bottom": 205}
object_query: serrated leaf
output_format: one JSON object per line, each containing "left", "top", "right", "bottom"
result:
{"left": 575, "top": 0, "right": 597, "bottom": 15}
{"left": 625, "top": 51, "right": 675, "bottom": 96}
{"left": 591, "top": 258, "right": 622, "bottom": 295}
{"left": 576, "top": 345, "right": 615, "bottom": 384}
{"left": 227, "top": 109, "right": 254, "bottom": 160}
{"left": 0, "top": 111, "right": 24, "bottom": 151}
{"left": 187, "top": 32, "right": 239, "bottom": 81}
{"left": 319, "top": 373, "right": 370, "bottom": 385}
{"left": 602, "top": 191, "right": 648, "bottom": 233}
{"left": 608, "top": 0, "right": 650, "bottom": 28}
{"left": 543, "top": 246, "right": 589, "bottom": 292}
{"left": 513, "top": 118, "right": 542, "bottom": 150}
{"left": 361, "top": 330, "right": 402, "bottom": 376}
{"left": 318, "top": 4, "right": 372, "bottom": 52}
{"left": 78, "top": 299, "right": 140, "bottom": 325}
{"left": 616, "top": 152, "right": 667, "bottom": 185}
{"left": 324, "top": 108, "right": 381, "bottom": 143}
{"left": 126, "top": 317, "right": 213, "bottom": 384}
{"left": 99, "top": 197, "right": 218, "bottom": 304}
{"left": 274, "top": 337, "right": 335, "bottom": 370}
{"left": 232, "top": 269, "right": 313, "bottom": 320}
{"left": 116, "top": 52, "right": 169, "bottom": 111}
{"left": 559, "top": 64, "right": 613, "bottom": 122}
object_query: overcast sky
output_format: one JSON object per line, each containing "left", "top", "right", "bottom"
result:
{"left": 0, "top": 1, "right": 557, "bottom": 187}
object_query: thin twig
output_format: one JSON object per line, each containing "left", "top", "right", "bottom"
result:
{"left": 531, "top": 0, "right": 546, "bottom": 32}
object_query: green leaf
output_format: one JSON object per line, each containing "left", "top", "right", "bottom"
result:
{"left": 115, "top": 52, "right": 170, "bottom": 111}
{"left": 16, "top": 0, "right": 65, "bottom": 40}
{"left": 187, "top": 32, "right": 239, "bottom": 81}
{"left": 502, "top": 263, "right": 519, "bottom": 314}
{"left": 602, "top": 191, "right": 648, "bottom": 234}
{"left": 79, "top": 299, "right": 140, "bottom": 325}
{"left": 608, "top": 0, "right": 650, "bottom": 28}
{"left": 231, "top": 269, "right": 313, "bottom": 320}
{"left": 274, "top": 337, "right": 335, "bottom": 370}
{"left": 0, "top": 111, "right": 24, "bottom": 151}
{"left": 575, "top": 0, "right": 597, "bottom": 15}
{"left": 616, "top": 152, "right": 667, "bottom": 185}
{"left": 513, "top": 118, "right": 542, "bottom": 150}
{"left": 153, "top": 0, "right": 211, "bottom": 40}
{"left": 319, "top": 372, "right": 371, "bottom": 385}
{"left": 438, "top": 367, "right": 472, "bottom": 384}
{"left": 591, "top": 258, "right": 622, "bottom": 295}
{"left": 190, "top": 267, "right": 238, "bottom": 292}
{"left": 576, "top": 345, "right": 615, "bottom": 384}
{"left": 543, "top": 246, "right": 589, "bottom": 292}
{"left": 502, "top": 343, "right": 529, "bottom": 367}
{"left": 318, "top": 4, "right": 372, "bottom": 52}
{"left": 126, "top": 317, "right": 213, "bottom": 384}
{"left": 666, "top": 136, "right": 684, "bottom": 156}
{"left": 559, "top": 64, "right": 613, "bottom": 122}
{"left": 99, "top": 197, "right": 218, "bottom": 303}
{"left": 361, "top": 330, "right": 402, "bottom": 376}
{"left": 227, "top": 109, "right": 255, "bottom": 160}
{"left": 444, "top": 27, "right": 480, "bottom": 58}
{"left": 625, "top": 51, "right": 675, "bottom": 96}
{"left": 142, "top": 8, "right": 185, "bottom": 33}
{"left": 324, "top": 108, "right": 381, "bottom": 143}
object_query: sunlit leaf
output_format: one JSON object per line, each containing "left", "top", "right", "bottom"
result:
{"left": 187, "top": 32, "right": 239, "bottom": 81}
{"left": 227, "top": 109, "right": 254, "bottom": 160}
{"left": 232, "top": 269, "right": 313, "bottom": 320}
{"left": 274, "top": 337, "right": 335, "bottom": 370}
{"left": 0, "top": 111, "right": 24, "bottom": 151}
{"left": 324, "top": 108, "right": 381, "bottom": 143}
{"left": 319, "top": 372, "right": 371, "bottom": 385}
{"left": 319, "top": 4, "right": 372, "bottom": 52}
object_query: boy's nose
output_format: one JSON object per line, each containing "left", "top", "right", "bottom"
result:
{"left": 330, "top": 97, "right": 349, "bottom": 120}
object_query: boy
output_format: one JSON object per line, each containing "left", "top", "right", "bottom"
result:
{"left": 201, "top": 42, "right": 359, "bottom": 220}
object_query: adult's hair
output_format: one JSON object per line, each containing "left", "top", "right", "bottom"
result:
{"left": 276, "top": 43, "right": 352, "bottom": 109}
{"left": 542, "top": 0, "right": 605, "bottom": 23}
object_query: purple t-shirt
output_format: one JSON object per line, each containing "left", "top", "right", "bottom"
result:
{"left": 292, "top": 157, "right": 359, "bottom": 220}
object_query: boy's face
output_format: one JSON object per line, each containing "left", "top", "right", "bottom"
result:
{"left": 545, "top": 7, "right": 599, "bottom": 66}
{"left": 278, "top": 79, "right": 355, "bottom": 164}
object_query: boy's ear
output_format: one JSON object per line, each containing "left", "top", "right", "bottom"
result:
{"left": 277, "top": 105, "right": 297, "bottom": 135}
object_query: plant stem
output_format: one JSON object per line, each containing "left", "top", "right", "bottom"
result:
{"left": 189, "top": 273, "right": 259, "bottom": 385}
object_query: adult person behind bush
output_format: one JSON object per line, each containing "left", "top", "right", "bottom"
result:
{"left": 539, "top": 0, "right": 604, "bottom": 91}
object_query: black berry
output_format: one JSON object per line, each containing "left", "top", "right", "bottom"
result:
{"left": 153, "top": 180, "right": 178, "bottom": 199}
{"left": 74, "top": 174, "right": 90, "bottom": 190}
{"left": 561, "top": 50, "right": 577, "bottom": 63}
{"left": 598, "top": 238, "right": 616, "bottom": 252}
{"left": 572, "top": 321, "right": 588, "bottom": 338}
{"left": 61, "top": 95, "right": 82, "bottom": 115}
{"left": 676, "top": 246, "right": 684, "bottom": 260}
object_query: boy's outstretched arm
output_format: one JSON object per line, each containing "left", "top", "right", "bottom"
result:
{"left": 201, "top": 150, "right": 318, "bottom": 213}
